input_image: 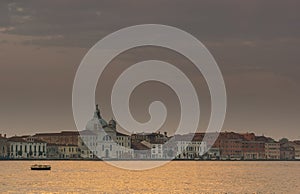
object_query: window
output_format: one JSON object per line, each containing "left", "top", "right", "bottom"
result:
{"left": 103, "top": 135, "right": 112, "bottom": 141}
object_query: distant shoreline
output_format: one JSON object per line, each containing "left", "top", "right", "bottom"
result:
{"left": 0, "top": 158, "right": 299, "bottom": 162}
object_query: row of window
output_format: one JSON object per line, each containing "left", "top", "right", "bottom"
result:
{"left": 60, "top": 147, "right": 79, "bottom": 153}
{"left": 11, "top": 144, "right": 45, "bottom": 153}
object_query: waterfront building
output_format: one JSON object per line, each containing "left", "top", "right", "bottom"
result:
{"left": 116, "top": 132, "right": 133, "bottom": 159}
{"left": 57, "top": 144, "right": 80, "bottom": 159}
{"left": 242, "top": 140, "right": 265, "bottom": 160}
{"left": 293, "top": 141, "right": 300, "bottom": 159}
{"left": 265, "top": 141, "right": 280, "bottom": 160}
{"left": 131, "top": 132, "right": 168, "bottom": 159}
{"left": 0, "top": 134, "right": 8, "bottom": 158}
{"left": 220, "top": 138, "right": 243, "bottom": 160}
{"left": 131, "top": 132, "right": 168, "bottom": 145}
{"left": 174, "top": 134, "right": 207, "bottom": 159}
{"left": 116, "top": 132, "right": 131, "bottom": 148}
{"left": 132, "top": 141, "right": 151, "bottom": 159}
{"left": 46, "top": 144, "right": 59, "bottom": 159}
{"left": 280, "top": 145, "right": 295, "bottom": 160}
{"left": 33, "top": 131, "right": 80, "bottom": 146}
{"left": 8, "top": 136, "right": 47, "bottom": 159}
{"left": 79, "top": 130, "right": 97, "bottom": 159}
{"left": 193, "top": 132, "right": 217, "bottom": 148}
{"left": 215, "top": 132, "right": 266, "bottom": 160}
{"left": 80, "top": 105, "right": 133, "bottom": 159}
{"left": 150, "top": 142, "right": 164, "bottom": 159}
{"left": 206, "top": 148, "right": 221, "bottom": 160}
{"left": 280, "top": 142, "right": 298, "bottom": 160}
{"left": 255, "top": 136, "right": 280, "bottom": 160}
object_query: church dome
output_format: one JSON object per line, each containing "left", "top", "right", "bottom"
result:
{"left": 99, "top": 118, "right": 108, "bottom": 128}
{"left": 86, "top": 116, "right": 102, "bottom": 130}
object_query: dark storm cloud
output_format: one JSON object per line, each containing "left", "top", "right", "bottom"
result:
{"left": 1, "top": 0, "right": 300, "bottom": 46}
{"left": 2, "top": 0, "right": 299, "bottom": 81}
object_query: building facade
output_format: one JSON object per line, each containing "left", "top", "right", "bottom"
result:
{"left": 8, "top": 136, "right": 47, "bottom": 159}
{"left": 151, "top": 143, "right": 164, "bottom": 159}
{"left": 293, "top": 142, "right": 300, "bottom": 160}
{"left": 0, "top": 134, "right": 8, "bottom": 158}
{"left": 280, "top": 142, "right": 297, "bottom": 160}
{"left": 79, "top": 105, "right": 133, "bottom": 159}
{"left": 57, "top": 144, "right": 80, "bottom": 159}
{"left": 33, "top": 131, "right": 80, "bottom": 146}
{"left": 220, "top": 138, "right": 243, "bottom": 160}
{"left": 265, "top": 141, "right": 280, "bottom": 160}
{"left": 242, "top": 141, "right": 265, "bottom": 160}
{"left": 176, "top": 140, "right": 207, "bottom": 159}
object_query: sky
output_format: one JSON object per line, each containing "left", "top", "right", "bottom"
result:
{"left": 0, "top": 0, "right": 299, "bottom": 140}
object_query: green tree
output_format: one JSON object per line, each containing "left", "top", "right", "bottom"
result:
{"left": 279, "top": 138, "right": 289, "bottom": 144}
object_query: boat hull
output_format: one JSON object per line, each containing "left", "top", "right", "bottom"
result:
{"left": 31, "top": 167, "right": 51, "bottom": 170}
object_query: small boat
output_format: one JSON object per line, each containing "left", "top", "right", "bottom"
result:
{"left": 31, "top": 164, "right": 51, "bottom": 170}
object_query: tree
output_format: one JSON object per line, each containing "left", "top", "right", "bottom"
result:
{"left": 279, "top": 138, "right": 289, "bottom": 144}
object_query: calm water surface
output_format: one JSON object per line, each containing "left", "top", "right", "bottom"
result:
{"left": 0, "top": 161, "right": 299, "bottom": 193}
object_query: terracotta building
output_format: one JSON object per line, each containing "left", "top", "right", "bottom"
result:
{"left": 242, "top": 140, "right": 265, "bottom": 160}
{"left": 220, "top": 138, "right": 243, "bottom": 160}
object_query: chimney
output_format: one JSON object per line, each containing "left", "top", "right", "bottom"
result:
{"left": 164, "top": 132, "right": 167, "bottom": 137}
{"left": 4, "top": 134, "right": 6, "bottom": 138}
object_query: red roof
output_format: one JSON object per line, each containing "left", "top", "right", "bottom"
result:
{"left": 34, "top": 131, "right": 79, "bottom": 137}
{"left": 8, "top": 136, "right": 46, "bottom": 143}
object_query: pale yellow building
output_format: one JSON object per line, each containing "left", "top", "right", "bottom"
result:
{"left": 265, "top": 142, "right": 280, "bottom": 160}
{"left": 58, "top": 144, "right": 80, "bottom": 159}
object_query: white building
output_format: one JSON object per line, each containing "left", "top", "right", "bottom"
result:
{"left": 79, "top": 105, "right": 133, "bottom": 159}
{"left": 8, "top": 136, "right": 47, "bottom": 159}
{"left": 151, "top": 143, "right": 164, "bottom": 159}
{"left": 176, "top": 140, "right": 207, "bottom": 159}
